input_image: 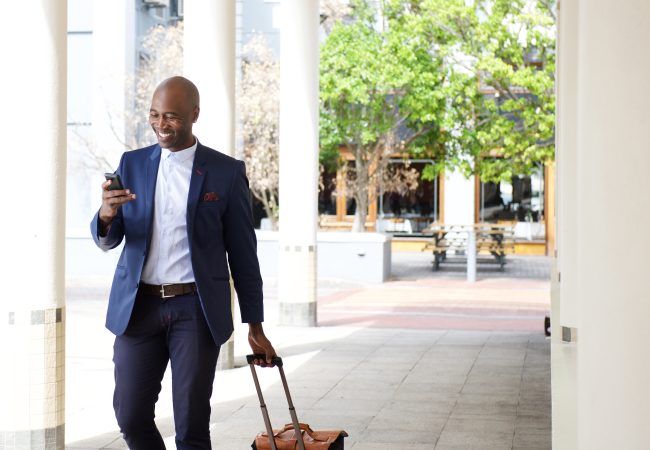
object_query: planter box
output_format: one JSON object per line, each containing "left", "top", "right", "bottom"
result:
{"left": 256, "top": 231, "right": 391, "bottom": 283}
{"left": 66, "top": 232, "right": 392, "bottom": 284}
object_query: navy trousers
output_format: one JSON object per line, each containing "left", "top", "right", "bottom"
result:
{"left": 113, "top": 292, "right": 220, "bottom": 450}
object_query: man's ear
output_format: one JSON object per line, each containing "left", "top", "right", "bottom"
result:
{"left": 193, "top": 106, "right": 200, "bottom": 123}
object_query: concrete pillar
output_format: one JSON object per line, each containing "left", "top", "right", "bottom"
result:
{"left": 552, "top": 0, "right": 579, "bottom": 448}
{"left": 184, "top": 0, "right": 236, "bottom": 156}
{"left": 555, "top": 0, "right": 580, "bottom": 332}
{"left": 184, "top": 0, "right": 237, "bottom": 369}
{"left": 0, "top": 2, "right": 67, "bottom": 448}
{"left": 278, "top": 0, "right": 320, "bottom": 326}
{"left": 571, "top": 0, "right": 650, "bottom": 447}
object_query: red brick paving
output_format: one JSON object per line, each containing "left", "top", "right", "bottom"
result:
{"left": 317, "top": 277, "right": 550, "bottom": 332}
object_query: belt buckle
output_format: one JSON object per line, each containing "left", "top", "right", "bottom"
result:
{"left": 160, "top": 284, "right": 175, "bottom": 298}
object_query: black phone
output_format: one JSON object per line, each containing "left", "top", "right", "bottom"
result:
{"left": 104, "top": 173, "right": 125, "bottom": 191}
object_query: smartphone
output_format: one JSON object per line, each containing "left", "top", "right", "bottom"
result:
{"left": 104, "top": 173, "right": 125, "bottom": 191}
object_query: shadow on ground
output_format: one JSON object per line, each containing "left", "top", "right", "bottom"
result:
{"left": 65, "top": 252, "right": 551, "bottom": 450}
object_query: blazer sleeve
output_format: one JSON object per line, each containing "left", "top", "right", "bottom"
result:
{"left": 90, "top": 154, "right": 126, "bottom": 250}
{"left": 223, "top": 161, "right": 264, "bottom": 324}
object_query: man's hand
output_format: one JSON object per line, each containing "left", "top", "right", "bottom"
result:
{"left": 98, "top": 179, "right": 136, "bottom": 234}
{"left": 248, "top": 323, "right": 277, "bottom": 367}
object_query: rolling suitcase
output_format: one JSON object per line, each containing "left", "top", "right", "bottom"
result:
{"left": 247, "top": 354, "right": 348, "bottom": 450}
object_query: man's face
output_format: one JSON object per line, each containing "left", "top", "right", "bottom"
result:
{"left": 149, "top": 86, "right": 198, "bottom": 152}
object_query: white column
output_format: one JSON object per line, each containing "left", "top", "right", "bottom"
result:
{"left": 0, "top": 1, "right": 67, "bottom": 448}
{"left": 184, "top": 0, "right": 236, "bottom": 156}
{"left": 555, "top": 0, "right": 580, "bottom": 331}
{"left": 278, "top": 0, "right": 320, "bottom": 326}
{"left": 552, "top": 0, "right": 579, "bottom": 448}
{"left": 444, "top": 171, "right": 475, "bottom": 225}
{"left": 571, "top": 0, "right": 650, "bottom": 447}
{"left": 184, "top": 0, "right": 237, "bottom": 369}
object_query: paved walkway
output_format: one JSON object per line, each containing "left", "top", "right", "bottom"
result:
{"left": 65, "top": 254, "right": 551, "bottom": 449}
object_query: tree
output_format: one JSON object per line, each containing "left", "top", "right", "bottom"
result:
{"left": 69, "top": 22, "right": 184, "bottom": 174}
{"left": 320, "top": 0, "right": 450, "bottom": 231}
{"left": 320, "top": 0, "right": 353, "bottom": 34}
{"left": 233, "top": 0, "right": 353, "bottom": 230}
{"left": 238, "top": 35, "right": 280, "bottom": 229}
{"left": 126, "top": 22, "right": 184, "bottom": 150}
{"left": 386, "top": 0, "right": 556, "bottom": 183}
{"left": 471, "top": 0, "right": 556, "bottom": 183}
{"left": 320, "top": 0, "right": 556, "bottom": 231}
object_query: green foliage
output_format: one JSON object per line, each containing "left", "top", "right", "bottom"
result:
{"left": 319, "top": 0, "right": 556, "bottom": 188}
{"left": 319, "top": 0, "right": 454, "bottom": 228}
{"left": 469, "top": 0, "right": 556, "bottom": 182}
{"left": 320, "top": 19, "right": 392, "bottom": 153}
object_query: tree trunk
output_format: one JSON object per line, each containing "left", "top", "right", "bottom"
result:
{"left": 253, "top": 189, "right": 279, "bottom": 230}
{"left": 261, "top": 192, "right": 278, "bottom": 230}
{"left": 352, "top": 190, "right": 368, "bottom": 232}
{"left": 352, "top": 150, "right": 369, "bottom": 232}
{"left": 263, "top": 204, "right": 278, "bottom": 230}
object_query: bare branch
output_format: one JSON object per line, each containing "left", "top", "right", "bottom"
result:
{"left": 239, "top": 34, "right": 280, "bottom": 227}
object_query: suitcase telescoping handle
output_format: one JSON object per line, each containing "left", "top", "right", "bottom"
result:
{"left": 247, "top": 354, "right": 306, "bottom": 450}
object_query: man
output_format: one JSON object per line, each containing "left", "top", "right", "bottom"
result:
{"left": 91, "top": 76, "right": 276, "bottom": 450}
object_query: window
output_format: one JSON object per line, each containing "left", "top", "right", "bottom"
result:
{"left": 479, "top": 165, "right": 545, "bottom": 239}
{"left": 170, "top": 0, "right": 183, "bottom": 18}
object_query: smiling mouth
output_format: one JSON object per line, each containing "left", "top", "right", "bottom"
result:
{"left": 157, "top": 130, "right": 173, "bottom": 139}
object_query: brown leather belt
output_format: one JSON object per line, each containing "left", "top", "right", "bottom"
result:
{"left": 139, "top": 282, "right": 197, "bottom": 298}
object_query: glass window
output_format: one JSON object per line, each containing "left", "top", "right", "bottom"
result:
{"left": 378, "top": 161, "right": 440, "bottom": 233}
{"left": 479, "top": 165, "right": 545, "bottom": 239}
{"left": 318, "top": 169, "right": 337, "bottom": 215}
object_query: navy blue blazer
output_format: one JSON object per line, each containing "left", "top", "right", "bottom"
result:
{"left": 91, "top": 142, "right": 264, "bottom": 345}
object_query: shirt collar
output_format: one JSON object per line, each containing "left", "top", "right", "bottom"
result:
{"left": 161, "top": 137, "right": 198, "bottom": 163}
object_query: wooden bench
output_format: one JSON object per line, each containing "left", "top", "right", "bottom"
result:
{"left": 422, "top": 223, "right": 515, "bottom": 271}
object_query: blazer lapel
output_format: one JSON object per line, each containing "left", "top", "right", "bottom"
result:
{"left": 187, "top": 144, "right": 208, "bottom": 244}
{"left": 145, "top": 145, "right": 161, "bottom": 248}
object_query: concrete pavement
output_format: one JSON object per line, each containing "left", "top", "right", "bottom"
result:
{"left": 65, "top": 254, "right": 551, "bottom": 449}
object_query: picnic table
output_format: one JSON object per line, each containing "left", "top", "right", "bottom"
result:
{"left": 421, "top": 223, "right": 515, "bottom": 271}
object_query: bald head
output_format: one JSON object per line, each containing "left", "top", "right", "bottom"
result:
{"left": 149, "top": 76, "right": 200, "bottom": 152}
{"left": 154, "top": 76, "right": 200, "bottom": 109}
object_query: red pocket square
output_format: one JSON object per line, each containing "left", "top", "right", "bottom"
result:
{"left": 202, "top": 192, "right": 219, "bottom": 202}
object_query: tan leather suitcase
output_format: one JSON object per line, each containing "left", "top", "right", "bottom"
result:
{"left": 247, "top": 355, "right": 348, "bottom": 450}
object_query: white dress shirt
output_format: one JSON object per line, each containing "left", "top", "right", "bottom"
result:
{"left": 140, "top": 140, "right": 198, "bottom": 284}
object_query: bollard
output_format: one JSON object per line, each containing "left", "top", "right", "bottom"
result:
{"left": 467, "top": 229, "right": 477, "bottom": 282}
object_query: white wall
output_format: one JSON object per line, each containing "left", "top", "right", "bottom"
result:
{"left": 444, "top": 170, "right": 475, "bottom": 225}
{"left": 555, "top": 1, "right": 650, "bottom": 448}
{"left": 552, "top": 0, "right": 579, "bottom": 447}
{"left": 92, "top": 0, "right": 135, "bottom": 167}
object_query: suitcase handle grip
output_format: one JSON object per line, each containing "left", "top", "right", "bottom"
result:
{"left": 246, "top": 354, "right": 283, "bottom": 367}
